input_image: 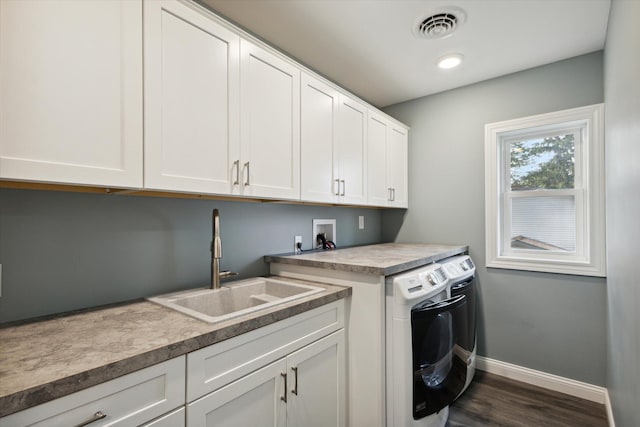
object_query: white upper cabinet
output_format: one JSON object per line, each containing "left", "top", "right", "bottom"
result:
{"left": 144, "top": 0, "right": 240, "bottom": 194}
{"left": 0, "top": 0, "right": 407, "bottom": 207}
{"left": 239, "top": 40, "right": 300, "bottom": 200}
{"left": 0, "top": 0, "right": 143, "bottom": 187}
{"left": 336, "top": 95, "right": 368, "bottom": 205}
{"left": 387, "top": 125, "right": 408, "bottom": 207}
{"left": 367, "top": 113, "right": 390, "bottom": 206}
{"left": 367, "top": 111, "right": 408, "bottom": 208}
{"left": 301, "top": 73, "right": 367, "bottom": 205}
{"left": 300, "top": 73, "right": 340, "bottom": 203}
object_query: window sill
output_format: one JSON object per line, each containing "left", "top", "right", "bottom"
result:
{"left": 486, "top": 257, "right": 606, "bottom": 277}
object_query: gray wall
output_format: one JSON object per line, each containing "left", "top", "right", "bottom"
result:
{"left": 383, "top": 52, "right": 607, "bottom": 385}
{"left": 0, "top": 189, "right": 382, "bottom": 323}
{"left": 604, "top": 0, "right": 640, "bottom": 424}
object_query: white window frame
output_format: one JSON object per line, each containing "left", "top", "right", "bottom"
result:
{"left": 485, "top": 104, "right": 606, "bottom": 277}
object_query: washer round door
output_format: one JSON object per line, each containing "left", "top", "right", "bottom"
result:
{"left": 411, "top": 294, "right": 468, "bottom": 419}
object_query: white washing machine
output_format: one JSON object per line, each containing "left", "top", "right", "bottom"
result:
{"left": 386, "top": 263, "right": 469, "bottom": 427}
{"left": 440, "top": 255, "right": 477, "bottom": 397}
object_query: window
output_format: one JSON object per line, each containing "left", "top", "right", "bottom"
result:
{"left": 485, "top": 104, "right": 605, "bottom": 276}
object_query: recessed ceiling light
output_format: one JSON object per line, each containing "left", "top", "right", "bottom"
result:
{"left": 437, "top": 53, "right": 463, "bottom": 69}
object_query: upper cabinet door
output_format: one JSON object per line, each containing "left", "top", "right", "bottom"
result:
{"left": 240, "top": 40, "right": 300, "bottom": 200}
{"left": 337, "top": 96, "right": 367, "bottom": 205}
{"left": 144, "top": 0, "right": 240, "bottom": 194}
{"left": 367, "top": 111, "right": 408, "bottom": 208}
{"left": 387, "top": 125, "right": 408, "bottom": 208}
{"left": 300, "top": 73, "right": 339, "bottom": 203}
{"left": 0, "top": 0, "right": 143, "bottom": 187}
{"left": 367, "top": 112, "right": 390, "bottom": 206}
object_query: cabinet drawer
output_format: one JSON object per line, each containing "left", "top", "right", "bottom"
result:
{"left": 0, "top": 356, "right": 185, "bottom": 427}
{"left": 187, "top": 300, "right": 343, "bottom": 401}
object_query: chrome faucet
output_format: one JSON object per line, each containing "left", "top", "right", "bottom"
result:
{"left": 211, "top": 208, "right": 237, "bottom": 289}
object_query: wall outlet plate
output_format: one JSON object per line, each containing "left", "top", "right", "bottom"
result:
{"left": 358, "top": 216, "right": 365, "bottom": 230}
{"left": 294, "top": 235, "right": 302, "bottom": 252}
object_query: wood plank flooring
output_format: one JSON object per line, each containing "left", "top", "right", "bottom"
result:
{"left": 446, "top": 371, "right": 608, "bottom": 427}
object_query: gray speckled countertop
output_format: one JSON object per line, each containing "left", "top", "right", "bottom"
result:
{"left": 265, "top": 243, "right": 468, "bottom": 276}
{"left": 0, "top": 277, "right": 350, "bottom": 418}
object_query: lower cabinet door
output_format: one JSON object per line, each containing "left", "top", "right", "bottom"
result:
{"left": 187, "top": 359, "right": 287, "bottom": 427}
{"left": 142, "top": 407, "right": 185, "bottom": 427}
{"left": 286, "top": 330, "right": 346, "bottom": 427}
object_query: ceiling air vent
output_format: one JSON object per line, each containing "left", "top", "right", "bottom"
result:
{"left": 415, "top": 8, "right": 466, "bottom": 40}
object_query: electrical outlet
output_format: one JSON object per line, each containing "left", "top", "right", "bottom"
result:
{"left": 358, "top": 216, "right": 365, "bottom": 230}
{"left": 294, "top": 235, "right": 302, "bottom": 253}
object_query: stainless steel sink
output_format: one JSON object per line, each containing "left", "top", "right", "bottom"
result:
{"left": 148, "top": 277, "right": 324, "bottom": 324}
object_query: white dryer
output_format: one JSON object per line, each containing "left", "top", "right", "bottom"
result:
{"left": 440, "top": 254, "right": 477, "bottom": 396}
{"left": 386, "top": 263, "right": 469, "bottom": 427}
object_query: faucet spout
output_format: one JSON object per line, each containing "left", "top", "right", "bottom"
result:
{"left": 211, "top": 209, "right": 237, "bottom": 289}
{"left": 212, "top": 208, "right": 222, "bottom": 259}
{"left": 211, "top": 209, "right": 221, "bottom": 289}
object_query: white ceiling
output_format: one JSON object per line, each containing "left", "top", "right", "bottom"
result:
{"left": 200, "top": 0, "right": 611, "bottom": 108}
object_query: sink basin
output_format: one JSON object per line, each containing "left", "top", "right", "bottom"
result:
{"left": 148, "top": 277, "right": 324, "bottom": 324}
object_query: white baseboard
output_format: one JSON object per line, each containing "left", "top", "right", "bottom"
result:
{"left": 604, "top": 389, "right": 616, "bottom": 427}
{"left": 476, "top": 356, "right": 606, "bottom": 404}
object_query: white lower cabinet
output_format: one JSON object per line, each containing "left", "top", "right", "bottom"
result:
{"left": 285, "top": 330, "right": 345, "bottom": 427}
{"left": 270, "top": 264, "right": 386, "bottom": 427}
{"left": 188, "top": 358, "right": 286, "bottom": 427}
{"left": 188, "top": 330, "right": 345, "bottom": 427}
{"left": 0, "top": 356, "right": 186, "bottom": 427}
{"left": 185, "top": 301, "right": 345, "bottom": 427}
{"left": 142, "top": 407, "right": 186, "bottom": 427}
{"left": 0, "top": 302, "right": 345, "bottom": 427}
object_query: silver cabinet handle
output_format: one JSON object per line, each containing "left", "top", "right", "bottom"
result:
{"left": 233, "top": 160, "right": 240, "bottom": 186}
{"left": 334, "top": 179, "right": 340, "bottom": 196}
{"left": 280, "top": 372, "right": 287, "bottom": 402}
{"left": 74, "top": 411, "right": 107, "bottom": 427}
{"left": 391, "top": 187, "right": 396, "bottom": 201}
{"left": 388, "top": 187, "right": 393, "bottom": 201}
{"left": 244, "top": 161, "right": 250, "bottom": 186}
{"left": 291, "top": 366, "right": 298, "bottom": 395}
{"left": 340, "top": 180, "right": 345, "bottom": 196}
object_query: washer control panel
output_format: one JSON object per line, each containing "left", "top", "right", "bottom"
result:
{"left": 393, "top": 263, "right": 449, "bottom": 303}
{"left": 441, "top": 255, "right": 476, "bottom": 282}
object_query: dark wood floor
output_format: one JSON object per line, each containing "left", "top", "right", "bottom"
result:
{"left": 446, "top": 371, "right": 608, "bottom": 427}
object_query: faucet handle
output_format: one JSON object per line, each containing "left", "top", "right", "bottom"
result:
{"left": 219, "top": 270, "right": 239, "bottom": 280}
